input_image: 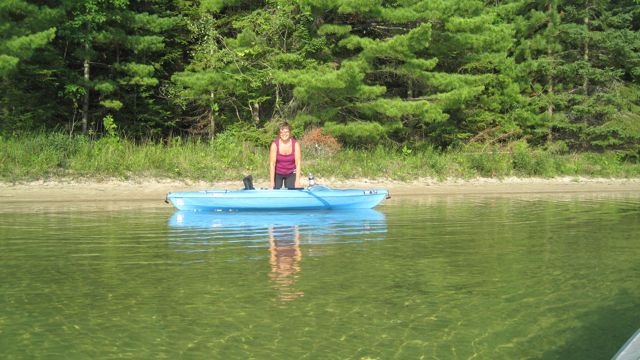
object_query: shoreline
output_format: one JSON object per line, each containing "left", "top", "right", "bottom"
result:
{"left": 1, "top": 176, "right": 640, "bottom": 203}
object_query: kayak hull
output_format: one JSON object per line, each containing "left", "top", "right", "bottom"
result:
{"left": 166, "top": 186, "right": 389, "bottom": 211}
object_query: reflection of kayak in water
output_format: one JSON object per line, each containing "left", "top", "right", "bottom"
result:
{"left": 166, "top": 185, "right": 389, "bottom": 211}
{"left": 169, "top": 208, "right": 386, "bottom": 228}
{"left": 167, "top": 209, "right": 387, "bottom": 246}
{"left": 167, "top": 210, "right": 387, "bottom": 304}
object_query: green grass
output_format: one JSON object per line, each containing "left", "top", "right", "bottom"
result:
{"left": 1, "top": 133, "right": 639, "bottom": 182}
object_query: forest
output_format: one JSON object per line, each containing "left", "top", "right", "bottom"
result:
{"left": 1, "top": 0, "right": 640, "bottom": 158}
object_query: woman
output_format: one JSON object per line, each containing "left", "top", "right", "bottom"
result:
{"left": 269, "top": 122, "right": 302, "bottom": 189}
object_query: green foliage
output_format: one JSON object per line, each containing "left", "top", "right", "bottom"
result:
{"left": 509, "top": 141, "right": 561, "bottom": 176}
{"left": 102, "top": 115, "right": 118, "bottom": 138}
{"left": 0, "top": 0, "right": 639, "bottom": 156}
{"left": 169, "top": 0, "right": 318, "bottom": 137}
{"left": 20, "top": 0, "right": 185, "bottom": 135}
{"left": 212, "top": 122, "right": 273, "bottom": 148}
{"left": 0, "top": 54, "right": 19, "bottom": 76}
{"left": 0, "top": 133, "right": 267, "bottom": 181}
{"left": 2, "top": 28, "right": 56, "bottom": 59}
{"left": 0, "top": 1, "right": 61, "bottom": 129}
{"left": 2, "top": 134, "right": 639, "bottom": 182}
{"left": 318, "top": 24, "right": 352, "bottom": 37}
{"left": 100, "top": 99, "right": 123, "bottom": 110}
{"left": 324, "top": 121, "right": 386, "bottom": 147}
{"left": 117, "top": 63, "right": 159, "bottom": 86}
{"left": 200, "top": 0, "right": 243, "bottom": 13}
{"left": 512, "top": 0, "right": 640, "bottom": 154}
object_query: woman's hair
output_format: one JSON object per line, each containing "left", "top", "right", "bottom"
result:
{"left": 278, "top": 122, "right": 292, "bottom": 133}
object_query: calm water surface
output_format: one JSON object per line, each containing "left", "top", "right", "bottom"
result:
{"left": 1, "top": 194, "right": 639, "bottom": 359}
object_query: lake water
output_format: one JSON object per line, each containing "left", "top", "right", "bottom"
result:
{"left": 1, "top": 193, "right": 639, "bottom": 359}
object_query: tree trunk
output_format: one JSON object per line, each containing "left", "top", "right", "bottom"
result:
{"left": 583, "top": 2, "right": 590, "bottom": 95}
{"left": 82, "top": 58, "right": 90, "bottom": 134}
{"left": 272, "top": 84, "right": 282, "bottom": 119}
{"left": 251, "top": 102, "right": 260, "bottom": 126}
{"left": 209, "top": 91, "right": 215, "bottom": 140}
{"left": 208, "top": 110, "right": 215, "bottom": 140}
{"left": 81, "top": 25, "right": 90, "bottom": 134}
{"left": 546, "top": 1, "right": 556, "bottom": 142}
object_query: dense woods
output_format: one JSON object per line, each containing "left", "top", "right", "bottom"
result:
{"left": 1, "top": 0, "right": 639, "bottom": 156}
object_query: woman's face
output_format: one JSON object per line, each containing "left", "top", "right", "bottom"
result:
{"left": 279, "top": 128, "right": 291, "bottom": 141}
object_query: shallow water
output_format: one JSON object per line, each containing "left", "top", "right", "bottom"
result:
{"left": 1, "top": 194, "right": 639, "bottom": 359}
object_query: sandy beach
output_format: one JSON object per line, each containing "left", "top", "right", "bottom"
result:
{"left": 1, "top": 176, "right": 639, "bottom": 204}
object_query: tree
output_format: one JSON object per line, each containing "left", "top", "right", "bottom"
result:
{"left": 171, "top": 0, "right": 317, "bottom": 139}
{"left": 273, "top": 0, "right": 518, "bottom": 148}
{"left": 513, "top": 0, "right": 640, "bottom": 154}
{"left": 56, "top": 0, "right": 183, "bottom": 135}
{"left": 417, "top": 0, "right": 522, "bottom": 147}
{"left": 0, "top": 0, "right": 58, "bottom": 131}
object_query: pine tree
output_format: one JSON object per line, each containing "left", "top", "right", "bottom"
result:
{"left": 274, "top": 0, "right": 518, "bottom": 148}
{"left": 513, "top": 0, "right": 640, "bottom": 154}
{"left": 561, "top": 0, "right": 640, "bottom": 154}
{"left": 0, "top": 0, "right": 58, "bottom": 130}
{"left": 417, "top": 0, "right": 522, "bottom": 147}
{"left": 171, "top": 0, "right": 317, "bottom": 139}
{"left": 56, "top": 0, "right": 183, "bottom": 135}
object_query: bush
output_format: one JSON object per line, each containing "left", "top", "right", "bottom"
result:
{"left": 300, "top": 128, "right": 341, "bottom": 158}
{"left": 465, "top": 151, "right": 511, "bottom": 177}
{"left": 511, "top": 141, "right": 533, "bottom": 174}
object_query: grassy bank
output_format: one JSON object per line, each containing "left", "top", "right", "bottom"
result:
{"left": 1, "top": 133, "right": 639, "bottom": 183}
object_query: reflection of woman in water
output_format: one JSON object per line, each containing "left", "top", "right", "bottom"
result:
{"left": 268, "top": 225, "right": 304, "bottom": 302}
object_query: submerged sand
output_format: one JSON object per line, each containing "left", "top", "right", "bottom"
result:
{"left": 1, "top": 176, "right": 639, "bottom": 204}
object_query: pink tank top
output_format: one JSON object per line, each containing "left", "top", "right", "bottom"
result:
{"left": 274, "top": 138, "right": 297, "bottom": 175}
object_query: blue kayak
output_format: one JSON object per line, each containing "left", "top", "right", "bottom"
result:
{"left": 166, "top": 185, "right": 389, "bottom": 211}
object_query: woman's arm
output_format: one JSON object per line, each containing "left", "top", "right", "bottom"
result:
{"left": 294, "top": 141, "right": 302, "bottom": 188}
{"left": 269, "top": 142, "right": 277, "bottom": 189}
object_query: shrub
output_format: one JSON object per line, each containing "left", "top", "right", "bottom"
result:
{"left": 300, "top": 128, "right": 342, "bottom": 158}
{"left": 511, "top": 141, "right": 533, "bottom": 174}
